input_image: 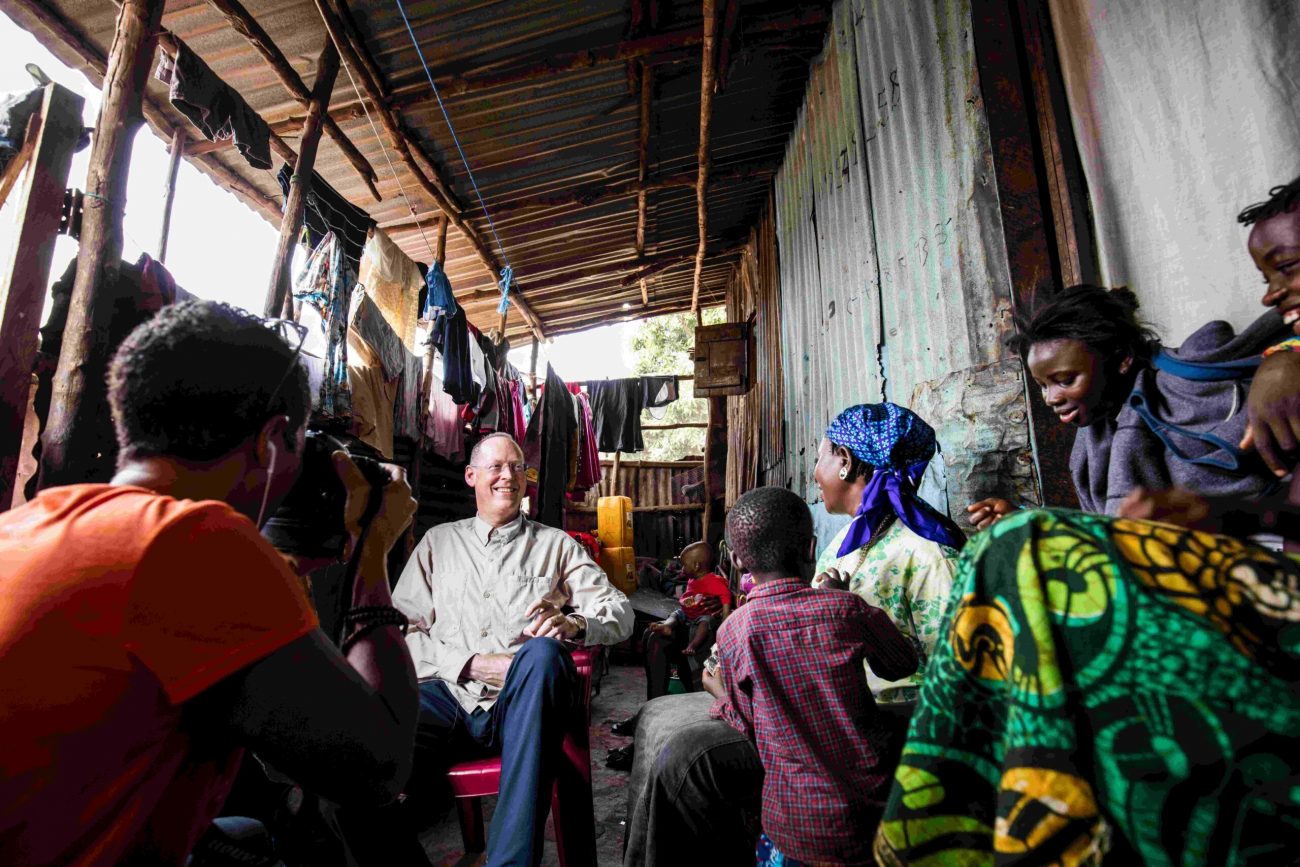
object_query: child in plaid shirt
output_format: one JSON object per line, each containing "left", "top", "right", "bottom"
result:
{"left": 705, "top": 486, "right": 918, "bottom": 866}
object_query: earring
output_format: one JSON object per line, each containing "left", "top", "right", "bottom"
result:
{"left": 838, "top": 466, "right": 849, "bottom": 481}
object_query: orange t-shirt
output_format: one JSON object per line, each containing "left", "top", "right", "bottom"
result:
{"left": 0, "top": 485, "right": 318, "bottom": 866}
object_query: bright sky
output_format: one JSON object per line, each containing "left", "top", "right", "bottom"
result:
{"left": 0, "top": 10, "right": 633, "bottom": 378}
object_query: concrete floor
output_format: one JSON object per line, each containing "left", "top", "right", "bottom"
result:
{"left": 417, "top": 657, "right": 648, "bottom": 867}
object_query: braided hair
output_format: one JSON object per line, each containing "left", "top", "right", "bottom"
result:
{"left": 1238, "top": 175, "right": 1300, "bottom": 226}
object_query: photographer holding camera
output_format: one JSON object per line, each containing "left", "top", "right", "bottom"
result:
{"left": 0, "top": 301, "right": 419, "bottom": 866}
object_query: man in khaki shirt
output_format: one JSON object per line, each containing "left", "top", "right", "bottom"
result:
{"left": 392, "top": 432, "right": 632, "bottom": 865}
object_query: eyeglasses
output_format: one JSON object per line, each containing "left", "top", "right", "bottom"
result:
{"left": 263, "top": 317, "right": 309, "bottom": 415}
{"left": 471, "top": 461, "right": 527, "bottom": 476}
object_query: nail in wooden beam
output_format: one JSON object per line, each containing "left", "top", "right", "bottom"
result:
{"left": 264, "top": 41, "right": 340, "bottom": 318}
{"left": 155, "top": 126, "right": 184, "bottom": 263}
{"left": 692, "top": 0, "right": 717, "bottom": 314}
{"left": 202, "top": 0, "right": 381, "bottom": 201}
{"left": 39, "top": 0, "right": 165, "bottom": 488}
{"left": 0, "top": 83, "right": 84, "bottom": 509}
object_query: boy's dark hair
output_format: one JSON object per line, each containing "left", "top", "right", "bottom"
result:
{"left": 725, "top": 486, "right": 813, "bottom": 576}
{"left": 1004, "top": 284, "right": 1160, "bottom": 367}
{"left": 1237, "top": 176, "right": 1300, "bottom": 226}
{"left": 108, "top": 300, "right": 310, "bottom": 463}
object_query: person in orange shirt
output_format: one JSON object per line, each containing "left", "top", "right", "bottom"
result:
{"left": 0, "top": 301, "right": 419, "bottom": 866}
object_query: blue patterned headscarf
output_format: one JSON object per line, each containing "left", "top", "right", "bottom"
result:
{"left": 826, "top": 403, "right": 966, "bottom": 556}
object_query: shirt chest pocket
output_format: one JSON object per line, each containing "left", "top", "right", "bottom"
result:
{"left": 497, "top": 573, "right": 553, "bottom": 625}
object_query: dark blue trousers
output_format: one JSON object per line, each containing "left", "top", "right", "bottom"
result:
{"left": 417, "top": 637, "right": 576, "bottom": 867}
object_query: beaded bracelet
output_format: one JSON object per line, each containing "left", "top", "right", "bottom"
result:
{"left": 1262, "top": 337, "right": 1300, "bottom": 358}
{"left": 340, "top": 605, "right": 408, "bottom": 653}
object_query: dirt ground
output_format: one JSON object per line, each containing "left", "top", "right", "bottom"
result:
{"left": 418, "top": 657, "right": 648, "bottom": 867}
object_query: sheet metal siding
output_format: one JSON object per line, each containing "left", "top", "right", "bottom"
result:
{"left": 772, "top": 0, "right": 1037, "bottom": 524}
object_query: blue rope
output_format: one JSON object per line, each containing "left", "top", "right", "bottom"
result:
{"left": 393, "top": 0, "right": 515, "bottom": 310}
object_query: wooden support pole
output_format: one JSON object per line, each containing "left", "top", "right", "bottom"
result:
{"left": 701, "top": 399, "right": 713, "bottom": 542}
{"left": 155, "top": 126, "right": 184, "bottom": 263}
{"left": 310, "top": 0, "right": 548, "bottom": 344}
{"left": 202, "top": 0, "right": 380, "bottom": 201}
{"left": 433, "top": 214, "right": 449, "bottom": 266}
{"left": 0, "top": 83, "right": 84, "bottom": 510}
{"left": 692, "top": 0, "right": 718, "bottom": 315}
{"left": 611, "top": 450, "right": 623, "bottom": 497}
{"left": 264, "top": 41, "right": 340, "bottom": 318}
{"left": 39, "top": 0, "right": 164, "bottom": 489}
{"left": 529, "top": 336, "right": 539, "bottom": 397}
{"left": 636, "top": 62, "right": 653, "bottom": 307}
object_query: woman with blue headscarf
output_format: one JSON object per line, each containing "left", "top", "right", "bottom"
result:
{"left": 811, "top": 403, "right": 964, "bottom": 709}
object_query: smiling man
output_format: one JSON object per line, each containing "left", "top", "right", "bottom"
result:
{"left": 389, "top": 432, "right": 632, "bottom": 865}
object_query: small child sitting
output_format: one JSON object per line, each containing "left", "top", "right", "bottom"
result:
{"left": 648, "top": 541, "right": 731, "bottom": 656}
{"left": 706, "top": 486, "right": 918, "bottom": 866}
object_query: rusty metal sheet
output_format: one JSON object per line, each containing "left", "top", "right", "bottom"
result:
{"left": 765, "top": 0, "right": 1038, "bottom": 518}
{"left": 775, "top": 0, "right": 883, "bottom": 502}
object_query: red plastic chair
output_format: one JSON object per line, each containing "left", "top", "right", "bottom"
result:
{"left": 446, "top": 645, "right": 600, "bottom": 867}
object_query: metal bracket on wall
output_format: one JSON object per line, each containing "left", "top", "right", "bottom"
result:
{"left": 58, "top": 188, "right": 83, "bottom": 239}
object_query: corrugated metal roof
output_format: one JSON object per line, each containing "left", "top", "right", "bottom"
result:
{"left": 9, "top": 0, "right": 830, "bottom": 341}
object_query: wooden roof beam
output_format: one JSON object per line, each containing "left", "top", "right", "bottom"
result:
{"left": 201, "top": 0, "right": 381, "bottom": 201}
{"left": 0, "top": 0, "right": 281, "bottom": 220}
{"left": 692, "top": 0, "right": 719, "bottom": 314}
{"left": 636, "top": 61, "right": 653, "bottom": 307}
{"left": 310, "top": 0, "right": 547, "bottom": 343}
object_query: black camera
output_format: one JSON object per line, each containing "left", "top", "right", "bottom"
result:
{"left": 261, "top": 428, "right": 394, "bottom": 559}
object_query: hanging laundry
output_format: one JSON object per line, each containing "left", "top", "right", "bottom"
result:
{"left": 357, "top": 230, "right": 423, "bottom": 441}
{"left": 423, "top": 260, "right": 459, "bottom": 318}
{"left": 440, "top": 307, "right": 478, "bottom": 405}
{"left": 276, "top": 164, "right": 374, "bottom": 273}
{"left": 524, "top": 364, "right": 576, "bottom": 528}
{"left": 155, "top": 43, "right": 271, "bottom": 170}
{"left": 425, "top": 364, "right": 466, "bottom": 463}
{"left": 572, "top": 390, "right": 600, "bottom": 496}
{"left": 588, "top": 377, "right": 645, "bottom": 453}
{"left": 346, "top": 290, "right": 406, "bottom": 458}
{"left": 292, "top": 232, "right": 354, "bottom": 420}
{"left": 641, "top": 375, "right": 679, "bottom": 421}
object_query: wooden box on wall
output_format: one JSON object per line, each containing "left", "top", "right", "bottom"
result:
{"left": 694, "top": 322, "right": 755, "bottom": 397}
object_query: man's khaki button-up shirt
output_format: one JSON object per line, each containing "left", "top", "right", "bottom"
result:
{"left": 393, "top": 512, "right": 633, "bottom": 713}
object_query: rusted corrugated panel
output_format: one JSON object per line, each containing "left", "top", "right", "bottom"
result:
{"left": 765, "top": 0, "right": 1038, "bottom": 524}
{"left": 775, "top": 0, "right": 883, "bottom": 502}
{"left": 850, "top": 0, "right": 1014, "bottom": 403}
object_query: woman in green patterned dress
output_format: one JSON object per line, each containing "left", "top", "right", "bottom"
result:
{"left": 874, "top": 493, "right": 1300, "bottom": 866}
{"left": 811, "top": 403, "right": 965, "bottom": 711}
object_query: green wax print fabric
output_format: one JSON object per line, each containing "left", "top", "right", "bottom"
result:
{"left": 875, "top": 509, "right": 1300, "bottom": 866}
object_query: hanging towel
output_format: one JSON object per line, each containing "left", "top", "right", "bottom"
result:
{"left": 276, "top": 164, "right": 374, "bottom": 273}
{"left": 588, "top": 378, "right": 645, "bottom": 453}
{"left": 640, "top": 375, "right": 679, "bottom": 420}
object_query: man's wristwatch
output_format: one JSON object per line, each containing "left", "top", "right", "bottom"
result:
{"left": 568, "top": 613, "right": 587, "bottom": 640}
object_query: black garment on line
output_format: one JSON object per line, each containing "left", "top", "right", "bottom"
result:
{"left": 588, "top": 378, "right": 644, "bottom": 453}
{"left": 155, "top": 43, "right": 271, "bottom": 170}
{"left": 275, "top": 164, "right": 373, "bottom": 273}
{"left": 525, "top": 363, "right": 575, "bottom": 529}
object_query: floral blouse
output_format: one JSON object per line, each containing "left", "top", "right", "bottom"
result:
{"left": 816, "top": 520, "right": 959, "bottom": 703}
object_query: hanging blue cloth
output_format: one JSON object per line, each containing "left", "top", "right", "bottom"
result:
{"left": 826, "top": 403, "right": 966, "bottom": 556}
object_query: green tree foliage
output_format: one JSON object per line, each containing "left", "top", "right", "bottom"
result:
{"left": 619, "top": 308, "right": 725, "bottom": 461}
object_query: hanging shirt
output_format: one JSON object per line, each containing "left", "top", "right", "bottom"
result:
{"left": 588, "top": 378, "right": 645, "bottom": 453}
{"left": 275, "top": 165, "right": 374, "bottom": 273}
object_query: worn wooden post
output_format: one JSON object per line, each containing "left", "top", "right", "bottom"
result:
{"left": 529, "top": 336, "right": 539, "bottom": 397}
{"left": 701, "top": 401, "right": 713, "bottom": 542}
{"left": 0, "top": 83, "right": 85, "bottom": 510}
{"left": 155, "top": 126, "right": 184, "bottom": 263}
{"left": 264, "top": 40, "right": 340, "bottom": 318}
{"left": 404, "top": 214, "right": 448, "bottom": 558}
{"left": 38, "top": 0, "right": 164, "bottom": 489}
{"left": 636, "top": 62, "right": 653, "bottom": 307}
{"left": 691, "top": 0, "right": 717, "bottom": 314}
{"left": 611, "top": 450, "right": 622, "bottom": 498}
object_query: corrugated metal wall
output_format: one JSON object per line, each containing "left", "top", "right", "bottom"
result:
{"left": 771, "top": 0, "right": 1039, "bottom": 523}
{"left": 776, "top": 3, "right": 885, "bottom": 501}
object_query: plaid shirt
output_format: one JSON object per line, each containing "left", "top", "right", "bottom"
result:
{"left": 711, "top": 578, "right": 918, "bottom": 864}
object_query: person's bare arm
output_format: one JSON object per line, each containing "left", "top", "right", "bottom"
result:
{"left": 195, "top": 453, "right": 420, "bottom": 806}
